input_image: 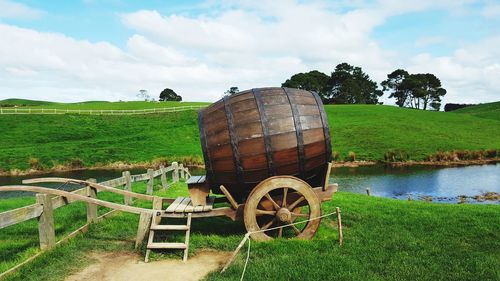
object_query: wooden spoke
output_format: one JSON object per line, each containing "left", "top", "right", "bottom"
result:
{"left": 288, "top": 196, "right": 305, "bottom": 210}
{"left": 261, "top": 218, "right": 275, "bottom": 231}
{"left": 282, "top": 187, "right": 288, "bottom": 207}
{"left": 244, "top": 176, "right": 321, "bottom": 241}
{"left": 264, "top": 193, "right": 281, "bottom": 210}
{"left": 255, "top": 209, "right": 276, "bottom": 216}
{"left": 291, "top": 212, "right": 309, "bottom": 218}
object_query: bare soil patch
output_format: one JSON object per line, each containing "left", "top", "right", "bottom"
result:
{"left": 65, "top": 251, "right": 231, "bottom": 281}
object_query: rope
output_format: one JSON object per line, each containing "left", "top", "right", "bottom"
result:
{"left": 237, "top": 211, "right": 337, "bottom": 280}
{"left": 240, "top": 236, "right": 251, "bottom": 281}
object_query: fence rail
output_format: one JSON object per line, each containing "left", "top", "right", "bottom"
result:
{"left": 0, "top": 162, "right": 190, "bottom": 248}
{"left": 0, "top": 105, "right": 207, "bottom": 115}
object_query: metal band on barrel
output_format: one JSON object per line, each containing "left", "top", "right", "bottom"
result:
{"left": 311, "top": 91, "right": 332, "bottom": 162}
{"left": 253, "top": 88, "right": 276, "bottom": 176}
{"left": 223, "top": 96, "right": 244, "bottom": 183}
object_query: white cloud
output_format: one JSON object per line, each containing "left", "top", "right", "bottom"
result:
{"left": 481, "top": 2, "right": 500, "bottom": 18}
{"left": 0, "top": 0, "right": 42, "bottom": 19}
{"left": 0, "top": 0, "right": 498, "bottom": 105}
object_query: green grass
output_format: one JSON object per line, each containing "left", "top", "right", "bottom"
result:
{"left": 1, "top": 181, "right": 498, "bottom": 281}
{"left": 452, "top": 101, "right": 500, "bottom": 121}
{"left": 1, "top": 103, "right": 499, "bottom": 171}
{"left": 0, "top": 99, "right": 55, "bottom": 106}
{"left": 0, "top": 99, "right": 209, "bottom": 110}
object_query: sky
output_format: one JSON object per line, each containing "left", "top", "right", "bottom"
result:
{"left": 0, "top": 0, "right": 499, "bottom": 105}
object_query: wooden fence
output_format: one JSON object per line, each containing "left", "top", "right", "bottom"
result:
{"left": 0, "top": 162, "right": 190, "bottom": 251}
{"left": 0, "top": 105, "right": 206, "bottom": 115}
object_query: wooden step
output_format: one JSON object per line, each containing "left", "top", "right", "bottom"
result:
{"left": 150, "top": 225, "right": 189, "bottom": 231}
{"left": 147, "top": 242, "right": 187, "bottom": 249}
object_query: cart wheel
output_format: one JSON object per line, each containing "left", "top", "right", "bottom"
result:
{"left": 244, "top": 176, "right": 321, "bottom": 241}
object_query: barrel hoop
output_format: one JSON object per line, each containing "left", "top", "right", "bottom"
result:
{"left": 311, "top": 91, "right": 332, "bottom": 162}
{"left": 223, "top": 96, "right": 244, "bottom": 183}
{"left": 252, "top": 88, "right": 276, "bottom": 176}
{"left": 282, "top": 87, "right": 306, "bottom": 178}
{"left": 198, "top": 110, "right": 214, "bottom": 182}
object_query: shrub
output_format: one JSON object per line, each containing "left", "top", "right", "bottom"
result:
{"left": 28, "top": 157, "right": 42, "bottom": 170}
{"left": 332, "top": 151, "right": 341, "bottom": 161}
{"left": 384, "top": 150, "right": 409, "bottom": 162}
{"left": 347, "top": 151, "right": 356, "bottom": 162}
{"left": 66, "top": 158, "right": 84, "bottom": 169}
{"left": 485, "top": 149, "right": 498, "bottom": 158}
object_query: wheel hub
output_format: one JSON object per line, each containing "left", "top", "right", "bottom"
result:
{"left": 276, "top": 208, "right": 292, "bottom": 222}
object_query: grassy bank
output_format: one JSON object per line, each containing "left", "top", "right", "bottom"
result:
{"left": 1, "top": 181, "right": 499, "bottom": 280}
{"left": 1, "top": 102, "right": 499, "bottom": 172}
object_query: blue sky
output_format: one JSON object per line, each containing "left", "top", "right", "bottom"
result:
{"left": 0, "top": 0, "right": 499, "bottom": 104}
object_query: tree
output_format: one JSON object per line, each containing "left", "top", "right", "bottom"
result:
{"left": 282, "top": 70, "right": 330, "bottom": 102}
{"left": 327, "top": 63, "right": 383, "bottom": 104}
{"left": 137, "top": 89, "right": 151, "bottom": 101}
{"left": 381, "top": 69, "right": 410, "bottom": 107}
{"left": 382, "top": 70, "right": 447, "bottom": 110}
{"left": 400, "top": 73, "right": 446, "bottom": 110}
{"left": 224, "top": 87, "right": 239, "bottom": 96}
{"left": 159, "top": 88, "right": 182, "bottom": 101}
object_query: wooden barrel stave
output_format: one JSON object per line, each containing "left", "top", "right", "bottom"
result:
{"left": 199, "top": 87, "right": 331, "bottom": 202}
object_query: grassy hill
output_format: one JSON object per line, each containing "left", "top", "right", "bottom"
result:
{"left": 0, "top": 99, "right": 55, "bottom": 106}
{"left": 0, "top": 102, "right": 499, "bottom": 171}
{"left": 452, "top": 101, "right": 500, "bottom": 121}
{"left": 0, "top": 99, "right": 209, "bottom": 110}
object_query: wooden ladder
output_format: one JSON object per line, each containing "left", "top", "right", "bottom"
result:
{"left": 145, "top": 213, "right": 192, "bottom": 262}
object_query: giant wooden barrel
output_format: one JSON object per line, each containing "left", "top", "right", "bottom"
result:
{"left": 198, "top": 87, "right": 332, "bottom": 203}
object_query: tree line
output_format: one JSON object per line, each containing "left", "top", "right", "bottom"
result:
{"left": 281, "top": 62, "right": 447, "bottom": 110}
{"left": 147, "top": 62, "right": 448, "bottom": 111}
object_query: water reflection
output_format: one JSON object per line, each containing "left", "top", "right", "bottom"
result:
{"left": 332, "top": 164, "right": 499, "bottom": 203}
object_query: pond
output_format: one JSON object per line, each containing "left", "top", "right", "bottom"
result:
{"left": 331, "top": 163, "right": 499, "bottom": 203}
{"left": 0, "top": 164, "right": 498, "bottom": 204}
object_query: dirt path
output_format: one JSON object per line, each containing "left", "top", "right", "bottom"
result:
{"left": 65, "top": 251, "right": 231, "bottom": 281}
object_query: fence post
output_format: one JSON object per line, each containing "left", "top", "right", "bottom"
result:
{"left": 147, "top": 168, "right": 154, "bottom": 195}
{"left": 123, "top": 171, "right": 132, "bottom": 205}
{"left": 179, "top": 163, "right": 185, "bottom": 180}
{"left": 153, "top": 196, "right": 162, "bottom": 224}
{"left": 86, "top": 178, "right": 97, "bottom": 223}
{"left": 172, "top": 162, "right": 179, "bottom": 183}
{"left": 160, "top": 165, "right": 168, "bottom": 189}
{"left": 36, "top": 194, "right": 56, "bottom": 250}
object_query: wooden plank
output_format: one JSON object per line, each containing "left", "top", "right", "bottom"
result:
{"left": 196, "top": 175, "right": 206, "bottom": 184}
{"left": 51, "top": 188, "right": 87, "bottom": 209}
{"left": 99, "top": 176, "right": 127, "bottom": 188}
{"left": 193, "top": 205, "right": 204, "bottom": 213}
{"left": 219, "top": 185, "right": 238, "bottom": 210}
{"left": 0, "top": 186, "right": 153, "bottom": 215}
{"left": 147, "top": 168, "right": 154, "bottom": 195}
{"left": 122, "top": 171, "right": 132, "bottom": 205}
{"left": 202, "top": 197, "right": 215, "bottom": 212}
{"left": 160, "top": 165, "right": 168, "bottom": 189}
{"left": 37, "top": 194, "right": 55, "bottom": 250}
{"left": 184, "top": 202, "right": 195, "bottom": 213}
{"left": 86, "top": 183, "right": 98, "bottom": 223}
{"left": 23, "top": 178, "right": 155, "bottom": 201}
{"left": 135, "top": 212, "right": 152, "bottom": 249}
{"left": 0, "top": 204, "right": 43, "bottom": 229}
{"left": 186, "top": 175, "right": 203, "bottom": 185}
{"left": 165, "top": 197, "right": 184, "bottom": 213}
{"left": 183, "top": 213, "right": 192, "bottom": 262}
{"left": 174, "top": 198, "right": 191, "bottom": 213}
